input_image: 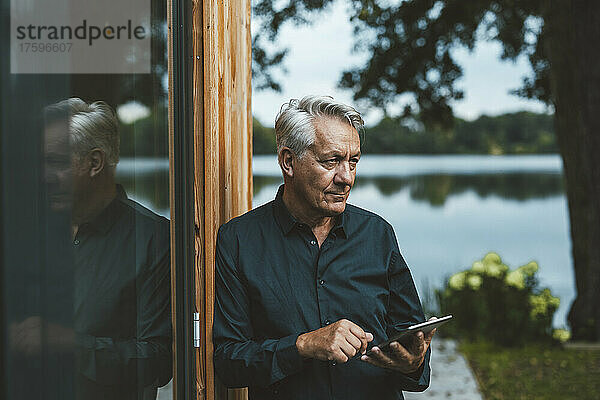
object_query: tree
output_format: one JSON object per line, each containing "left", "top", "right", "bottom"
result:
{"left": 252, "top": 0, "right": 600, "bottom": 340}
{"left": 253, "top": 117, "right": 278, "bottom": 154}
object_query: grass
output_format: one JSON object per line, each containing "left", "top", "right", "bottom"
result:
{"left": 459, "top": 341, "right": 600, "bottom": 400}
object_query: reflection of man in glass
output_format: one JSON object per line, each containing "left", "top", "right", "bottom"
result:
{"left": 44, "top": 98, "right": 172, "bottom": 400}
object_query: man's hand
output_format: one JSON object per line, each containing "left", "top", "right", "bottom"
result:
{"left": 296, "top": 319, "right": 374, "bottom": 363}
{"left": 361, "top": 322, "right": 436, "bottom": 374}
{"left": 10, "top": 316, "right": 75, "bottom": 356}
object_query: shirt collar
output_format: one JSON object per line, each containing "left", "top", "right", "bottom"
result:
{"left": 272, "top": 185, "right": 347, "bottom": 238}
{"left": 272, "top": 185, "right": 297, "bottom": 235}
{"left": 332, "top": 210, "right": 348, "bottom": 239}
{"left": 84, "top": 184, "right": 127, "bottom": 234}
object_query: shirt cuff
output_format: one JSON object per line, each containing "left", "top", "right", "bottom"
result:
{"left": 273, "top": 332, "right": 306, "bottom": 380}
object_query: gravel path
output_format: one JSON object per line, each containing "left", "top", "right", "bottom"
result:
{"left": 404, "top": 338, "right": 483, "bottom": 400}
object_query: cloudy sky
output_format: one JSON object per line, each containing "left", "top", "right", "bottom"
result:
{"left": 251, "top": 2, "right": 550, "bottom": 127}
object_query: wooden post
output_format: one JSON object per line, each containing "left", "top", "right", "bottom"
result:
{"left": 196, "top": 0, "right": 252, "bottom": 399}
{"left": 169, "top": 0, "right": 251, "bottom": 397}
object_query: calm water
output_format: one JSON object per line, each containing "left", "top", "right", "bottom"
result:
{"left": 115, "top": 155, "right": 573, "bottom": 328}
{"left": 253, "top": 155, "right": 573, "bottom": 328}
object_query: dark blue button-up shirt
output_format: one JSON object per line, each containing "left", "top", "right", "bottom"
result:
{"left": 73, "top": 185, "right": 172, "bottom": 398}
{"left": 213, "top": 186, "right": 430, "bottom": 399}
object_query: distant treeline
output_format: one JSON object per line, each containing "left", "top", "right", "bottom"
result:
{"left": 120, "top": 111, "right": 168, "bottom": 158}
{"left": 254, "top": 172, "right": 564, "bottom": 206}
{"left": 253, "top": 111, "right": 557, "bottom": 155}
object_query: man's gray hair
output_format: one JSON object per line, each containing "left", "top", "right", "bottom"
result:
{"left": 45, "top": 98, "right": 120, "bottom": 168}
{"left": 274, "top": 95, "right": 364, "bottom": 157}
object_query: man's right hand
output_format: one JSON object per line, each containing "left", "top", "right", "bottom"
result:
{"left": 296, "top": 319, "right": 374, "bottom": 363}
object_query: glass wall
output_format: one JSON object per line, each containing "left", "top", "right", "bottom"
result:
{"left": 1, "top": 0, "right": 172, "bottom": 398}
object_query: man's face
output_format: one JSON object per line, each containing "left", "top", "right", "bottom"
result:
{"left": 44, "top": 121, "right": 89, "bottom": 213}
{"left": 44, "top": 120, "right": 74, "bottom": 211}
{"left": 291, "top": 116, "right": 361, "bottom": 218}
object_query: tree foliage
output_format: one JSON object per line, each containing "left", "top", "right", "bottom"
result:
{"left": 253, "top": 0, "right": 550, "bottom": 126}
{"left": 252, "top": 117, "right": 278, "bottom": 154}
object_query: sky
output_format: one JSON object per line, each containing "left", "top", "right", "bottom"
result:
{"left": 251, "top": 1, "right": 551, "bottom": 127}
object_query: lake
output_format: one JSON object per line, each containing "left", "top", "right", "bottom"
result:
{"left": 116, "top": 154, "right": 573, "bottom": 329}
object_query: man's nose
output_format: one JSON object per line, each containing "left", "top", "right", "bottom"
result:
{"left": 334, "top": 161, "right": 353, "bottom": 186}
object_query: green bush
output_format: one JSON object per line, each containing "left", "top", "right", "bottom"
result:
{"left": 437, "top": 252, "right": 560, "bottom": 346}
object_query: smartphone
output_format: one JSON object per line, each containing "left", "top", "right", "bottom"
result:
{"left": 367, "top": 315, "right": 453, "bottom": 355}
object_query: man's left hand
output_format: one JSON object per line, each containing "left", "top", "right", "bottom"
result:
{"left": 360, "top": 327, "right": 435, "bottom": 374}
{"left": 10, "top": 316, "right": 75, "bottom": 356}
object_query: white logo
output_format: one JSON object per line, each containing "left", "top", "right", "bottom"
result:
{"left": 11, "top": 0, "right": 151, "bottom": 74}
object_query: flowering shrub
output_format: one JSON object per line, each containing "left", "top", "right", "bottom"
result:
{"left": 437, "top": 252, "right": 561, "bottom": 346}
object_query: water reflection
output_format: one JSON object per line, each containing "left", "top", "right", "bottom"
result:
{"left": 365, "top": 173, "right": 564, "bottom": 206}
{"left": 253, "top": 175, "right": 281, "bottom": 197}
{"left": 253, "top": 173, "right": 564, "bottom": 206}
{"left": 116, "top": 160, "right": 169, "bottom": 217}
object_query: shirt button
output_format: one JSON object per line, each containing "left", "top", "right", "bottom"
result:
{"left": 332, "top": 361, "right": 337, "bottom": 366}
{"left": 73, "top": 239, "right": 80, "bottom": 245}
{"left": 319, "top": 279, "right": 325, "bottom": 286}
{"left": 310, "top": 240, "right": 317, "bottom": 245}
{"left": 325, "top": 320, "right": 331, "bottom": 325}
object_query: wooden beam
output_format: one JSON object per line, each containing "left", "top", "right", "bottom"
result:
{"left": 196, "top": 0, "right": 252, "bottom": 398}
{"left": 191, "top": 0, "right": 206, "bottom": 398}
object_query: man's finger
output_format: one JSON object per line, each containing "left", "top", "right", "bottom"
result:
{"left": 414, "top": 331, "right": 426, "bottom": 355}
{"left": 326, "top": 347, "right": 350, "bottom": 363}
{"left": 339, "top": 340, "right": 358, "bottom": 359}
{"left": 361, "top": 346, "right": 395, "bottom": 368}
{"left": 390, "top": 342, "right": 425, "bottom": 371}
{"left": 388, "top": 341, "right": 413, "bottom": 361}
{"left": 354, "top": 332, "right": 375, "bottom": 354}
{"left": 360, "top": 354, "right": 385, "bottom": 369}
{"left": 333, "top": 346, "right": 351, "bottom": 363}
{"left": 348, "top": 324, "right": 369, "bottom": 353}
{"left": 424, "top": 328, "right": 436, "bottom": 346}
{"left": 344, "top": 331, "right": 363, "bottom": 351}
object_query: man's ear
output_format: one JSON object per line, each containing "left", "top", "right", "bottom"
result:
{"left": 278, "top": 148, "right": 295, "bottom": 178}
{"left": 87, "top": 148, "right": 106, "bottom": 178}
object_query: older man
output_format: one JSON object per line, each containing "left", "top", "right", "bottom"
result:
{"left": 213, "top": 96, "right": 433, "bottom": 399}
{"left": 42, "top": 98, "right": 172, "bottom": 399}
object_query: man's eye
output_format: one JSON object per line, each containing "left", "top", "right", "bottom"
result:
{"left": 324, "top": 159, "right": 338, "bottom": 167}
